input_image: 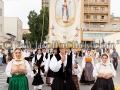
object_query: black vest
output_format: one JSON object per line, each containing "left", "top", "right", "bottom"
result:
{"left": 35, "top": 54, "right": 43, "bottom": 65}
{"left": 54, "top": 54, "right": 72, "bottom": 80}
{"left": 33, "top": 69, "right": 40, "bottom": 78}
{"left": 70, "top": 51, "right": 73, "bottom": 57}
{"left": 42, "top": 53, "right": 48, "bottom": 59}
{"left": 50, "top": 54, "right": 53, "bottom": 60}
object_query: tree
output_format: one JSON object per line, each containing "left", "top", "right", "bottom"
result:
{"left": 27, "top": 7, "right": 49, "bottom": 48}
{"left": 39, "top": 7, "right": 49, "bottom": 43}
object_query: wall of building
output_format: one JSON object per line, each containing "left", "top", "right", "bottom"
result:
{"left": 4, "top": 17, "right": 22, "bottom": 41}
{"left": 81, "top": 0, "right": 114, "bottom": 42}
{"left": 0, "top": 0, "right": 4, "bottom": 42}
{"left": 95, "top": 32, "right": 120, "bottom": 55}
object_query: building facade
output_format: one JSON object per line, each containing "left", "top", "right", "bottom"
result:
{"left": 4, "top": 17, "right": 23, "bottom": 41}
{"left": 0, "top": 0, "right": 4, "bottom": 42}
{"left": 95, "top": 32, "right": 120, "bottom": 55}
{"left": 81, "top": 0, "right": 120, "bottom": 45}
{"left": 42, "top": 0, "right": 49, "bottom": 8}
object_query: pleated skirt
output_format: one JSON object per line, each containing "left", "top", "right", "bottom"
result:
{"left": 51, "top": 77, "right": 77, "bottom": 90}
{"left": 8, "top": 74, "right": 29, "bottom": 90}
{"left": 80, "top": 70, "right": 94, "bottom": 84}
{"left": 91, "top": 78, "right": 115, "bottom": 90}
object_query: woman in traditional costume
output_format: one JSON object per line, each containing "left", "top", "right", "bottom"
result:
{"left": 5, "top": 48, "right": 31, "bottom": 90}
{"left": 91, "top": 53, "right": 116, "bottom": 90}
{"left": 80, "top": 50, "right": 95, "bottom": 85}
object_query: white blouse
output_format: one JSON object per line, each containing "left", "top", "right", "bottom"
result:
{"left": 5, "top": 60, "right": 31, "bottom": 77}
{"left": 72, "top": 65, "right": 82, "bottom": 78}
{"left": 93, "top": 63, "right": 116, "bottom": 77}
{"left": 98, "top": 65, "right": 112, "bottom": 74}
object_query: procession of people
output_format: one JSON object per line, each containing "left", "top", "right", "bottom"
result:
{"left": 0, "top": 46, "right": 118, "bottom": 90}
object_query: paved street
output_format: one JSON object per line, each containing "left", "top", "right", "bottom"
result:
{"left": 0, "top": 57, "right": 120, "bottom": 90}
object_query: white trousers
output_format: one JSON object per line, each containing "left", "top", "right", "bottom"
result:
{"left": 34, "top": 85, "right": 42, "bottom": 90}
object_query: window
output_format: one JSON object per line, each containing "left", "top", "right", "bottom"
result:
{"left": 86, "top": 15, "right": 90, "bottom": 19}
{"left": 112, "top": 24, "right": 117, "bottom": 28}
{"left": 93, "top": 7, "right": 98, "bottom": 10}
{"left": 100, "top": 7, "right": 104, "bottom": 10}
{"left": 93, "top": 23, "right": 98, "bottom": 28}
{"left": 0, "top": 9, "right": 2, "bottom": 16}
{"left": 83, "top": 33, "right": 90, "bottom": 37}
{"left": 100, "top": 24, "right": 105, "bottom": 28}
{"left": 86, "top": 6, "right": 91, "bottom": 10}
{"left": 86, "top": 23, "right": 90, "bottom": 28}
{"left": 0, "top": 24, "right": 2, "bottom": 32}
{"left": 93, "top": 15, "right": 97, "bottom": 19}
{"left": 101, "top": 16, "right": 104, "bottom": 19}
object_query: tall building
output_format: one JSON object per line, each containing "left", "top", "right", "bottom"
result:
{"left": 4, "top": 17, "right": 23, "bottom": 41}
{"left": 81, "top": 0, "right": 120, "bottom": 45}
{"left": 42, "top": 0, "right": 49, "bottom": 8}
{"left": 0, "top": 0, "right": 4, "bottom": 42}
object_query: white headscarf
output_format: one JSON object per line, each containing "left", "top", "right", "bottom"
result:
{"left": 101, "top": 53, "right": 110, "bottom": 65}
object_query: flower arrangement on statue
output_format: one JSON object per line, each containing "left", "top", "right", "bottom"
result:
{"left": 85, "top": 57, "right": 92, "bottom": 63}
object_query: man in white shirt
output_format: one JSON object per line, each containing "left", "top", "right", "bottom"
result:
{"left": 50, "top": 48, "right": 79, "bottom": 90}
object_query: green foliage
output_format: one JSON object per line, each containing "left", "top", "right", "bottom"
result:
{"left": 27, "top": 7, "right": 49, "bottom": 47}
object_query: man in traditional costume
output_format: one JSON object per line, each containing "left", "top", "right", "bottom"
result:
{"left": 66, "top": 48, "right": 81, "bottom": 90}
{"left": 46, "top": 48, "right": 58, "bottom": 85}
{"left": 50, "top": 47, "right": 78, "bottom": 90}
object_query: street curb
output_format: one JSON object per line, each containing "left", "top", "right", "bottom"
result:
{"left": 115, "top": 83, "right": 120, "bottom": 87}
{"left": 0, "top": 83, "right": 8, "bottom": 90}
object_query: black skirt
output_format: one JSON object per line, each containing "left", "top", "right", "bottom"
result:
{"left": 91, "top": 78, "right": 115, "bottom": 90}
{"left": 51, "top": 77, "right": 77, "bottom": 90}
{"left": 32, "top": 76, "right": 44, "bottom": 86}
{"left": 47, "top": 68, "right": 54, "bottom": 77}
{"left": 80, "top": 70, "right": 94, "bottom": 84}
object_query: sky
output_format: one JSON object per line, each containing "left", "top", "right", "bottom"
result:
{"left": 2, "top": 0, "right": 120, "bottom": 29}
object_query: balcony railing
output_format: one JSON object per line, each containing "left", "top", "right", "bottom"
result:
{"left": 84, "top": 19, "right": 108, "bottom": 22}
{"left": 84, "top": 2, "right": 109, "bottom": 5}
{"left": 84, "top": 10, "right": 108, "bottom": 14}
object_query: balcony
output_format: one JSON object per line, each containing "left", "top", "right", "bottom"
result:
{"left": 84, "top": 2, "right": 109, "bottom": 6}
{"left": 84, "top": 19, "right": 108, "bottom": 22}
{"left": 84, "top": 10, "right": 108, "bottom": 14}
